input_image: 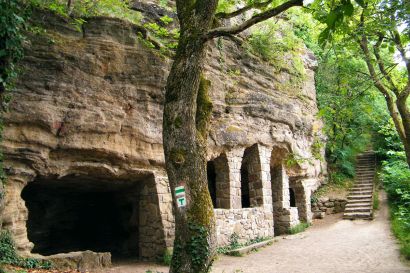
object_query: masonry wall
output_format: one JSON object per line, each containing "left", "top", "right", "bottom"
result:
{"left": 215, "top": 208, "right": 274, "bottom": 245}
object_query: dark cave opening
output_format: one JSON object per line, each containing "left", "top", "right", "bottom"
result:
{"left": 21, "top": 175, "right": 141, "bottom": 259}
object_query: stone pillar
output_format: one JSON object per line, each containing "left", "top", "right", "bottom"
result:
{"left": 257, "top": 145, "right": 273, "bottom": 211}
{"left": 153, "top": 172, "right": 175, "bottom": 249}
{"left": 245, "top": 145, "right": 263, "bottom": 207}
{"left": 271, "top": 164, "right": 299, "bottom": 235}
{"left": 226, "top": 148, "right": 245, "bottom": 209}
{"left": 293, "top": 180, "right": 313, "bottom": 223}
{"left": 214, "top": 154, "right": 230, "bottom": 209}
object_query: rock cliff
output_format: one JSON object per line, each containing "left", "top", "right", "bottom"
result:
{"left": 0, "top": 3, "right": 326, "bottom": 264}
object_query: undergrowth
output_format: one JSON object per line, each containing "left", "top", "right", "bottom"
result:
{"left": 0, "top": 231, "right": 52, "bottom": 269}
{"left": 380, "top": 152, "right": 410, "bottom": 260}
{"left": 216, "top": 233, "right": 273, "bottom": 255}
{"left": 29, "top": 0, "right": 142, "bottom": 25}
{"left": 288, "top": 222, "right": 310, "bottom": 235}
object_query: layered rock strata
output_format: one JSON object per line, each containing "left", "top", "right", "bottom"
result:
{"left": 0, "top": 6, "right": 326, "bottom": 263}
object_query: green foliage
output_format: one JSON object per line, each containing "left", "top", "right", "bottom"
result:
{"left": 143, "top": 21, "right": 179, "bottom": 52}
{"left": 216, "top": 233, "right": 273, "bottom": 255}
{"left": 0, "top": 0, "right": 28, "bottom": 191}
{"left": 0, "top": 0, "right": 27, "bottom": 96}
{"left": 288, "top": 222, "right": 310, "bottom": 234}
{"left": 246, "top": 19, "right": 306, "bottom": 79}
{"left": 311, "top": 134, "right": 324, "bottom": 161}
{"left": 373, "top": 189, "right": 379, "bottom": 210}
{"left": 0, "top": 231, "right": 52, "bottom": 269}
{"left": 187, "top": 222, "right": 211, "bottom": 272}
{"left": 30, "top": 0, "right": 143, "bottom": 24}
{"left": 285, "top": 153, "right": 312, "bottom": 168}
{"left": 391, "top": 205, "right": 410, "bottom": 260}
{"left": 162, "top": 248, "right": 172, "bottom": 266}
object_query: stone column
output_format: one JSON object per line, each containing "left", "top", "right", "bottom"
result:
{"left": 226, "top": 148, "right": 244, "bottom": 209}
{"left": 293, "top": 180, "right": 313, "bottom": 223}
{"left": 153, "top": 171, "right": 175, "bottom": 249}
{"left": 257, "top": 145, "right": 273, "bottom": 211}
{"left": 139, "top": 172, "right": 174, "bottom": 260}
{"left": 271, "top": 164, "right": 299, "bottom": 235}
{"left": 214, "top": 154, "right": 230, "bottom": 209}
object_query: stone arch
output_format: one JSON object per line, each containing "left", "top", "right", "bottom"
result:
{"left": 207, "top": 153, "right": 230, "bottom": 209}
{"left": 240, "top": 144, "right": 263, "bottom": 208}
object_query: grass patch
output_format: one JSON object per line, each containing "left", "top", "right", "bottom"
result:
{"left": 161, "top": 248, "right": 172, "bottom": 266}
{"left": 288, "top": 222, "right": 310, "bottom": 235}
{"left": 373, "top": 190, "right": 379, "bottom": 210}
{"left": 391, "top": 206, "right": 410, "bottom": 260}
{"left": 216, "top": 233, "right": 273, "bottom": 255}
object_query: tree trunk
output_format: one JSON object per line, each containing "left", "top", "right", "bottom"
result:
{"left": 163, "top": 2, "right": 217, "bottom": 272}
{"left": 396, "top": 95, "right": 410, "bottom": 167}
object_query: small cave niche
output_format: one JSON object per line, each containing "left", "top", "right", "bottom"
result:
{"left": 21, "top": 175, "right": 150, "bottom": 259}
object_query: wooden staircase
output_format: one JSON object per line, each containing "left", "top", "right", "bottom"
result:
{"left": 343, "top": 151, "right": 376, "bottom": 220}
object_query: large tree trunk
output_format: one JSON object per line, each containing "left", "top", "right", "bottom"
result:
{"left": 396, "top": 95, "right": 410, "bottom": 167}
{"left": 163, "top": 2, "right": 218, "bottom": 272}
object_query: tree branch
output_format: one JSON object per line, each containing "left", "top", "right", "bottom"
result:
{"left": 391, "top": 28, "right": 410, "bottom": 100}
{"left": 216, "top": 0, "right": 274, "bottom": 19}
{"left": 204, "top": 0, "right": 303, "bottom": 40}
{"left": 373, "top": 34, "right": 399, "bottom": 95}
{"left": 357, "top": 11, "right": 406, "bottom": 142}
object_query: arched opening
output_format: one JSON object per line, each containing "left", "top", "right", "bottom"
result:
{"left": 207, "top": 153, "right": 231, "bottom": 209}
{"left": 207, "top": 161, "right": 217, "bottom": 208}
{"left": 289, "top": 188, "right": 296, "bottom": 207}
{"left": 240, "top": 145, "right": 262, "bottom": 208}
{"left": 240, "top": 165, "right": 251, "bottom": 208}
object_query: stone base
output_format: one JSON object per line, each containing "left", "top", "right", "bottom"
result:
{"left": 274, "top": 207, "right": 300, "bottom": 235}
{"left": 35, "top": 251, "right": 111, "bottom": 271}
{"left": 215, "top": 208, "right": 274, "bottom": 246}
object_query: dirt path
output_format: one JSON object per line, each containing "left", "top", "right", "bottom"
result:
{"left": 104, "top": 192, "right": 409, "bottom": 273}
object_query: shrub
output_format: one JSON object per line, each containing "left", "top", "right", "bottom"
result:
{"left": 380, "top": 152, "right": 410, "bottom": 260}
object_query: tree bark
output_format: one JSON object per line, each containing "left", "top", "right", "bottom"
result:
{"left": 359, "top": 34, "right": 410, "bottom": 168}
{"left": 396, "top": 94, "right": 410, "bottom": 167}
{"left": 163, "top": 2, "right": 217, "bottom": 272}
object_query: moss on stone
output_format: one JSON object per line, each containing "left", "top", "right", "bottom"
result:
{"left": 196, "top": 75, "right": 213, "bottom": 139}
{"left": 226, "top": 125, "right": 243, "bottom": 133}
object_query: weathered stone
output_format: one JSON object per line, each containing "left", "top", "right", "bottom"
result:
{"left": 41, "top": 251, "right": 111, "bottom": 271}
{"left": 0, "top": 6, "right": 326, "bottom": 261}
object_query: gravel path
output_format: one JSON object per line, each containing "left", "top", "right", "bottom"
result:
{"left": 105, "top": 191, "right": 409, "bottom": 273}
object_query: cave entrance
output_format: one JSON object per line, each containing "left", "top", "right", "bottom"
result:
{"left": 21, "top": 174, "right": 154, "bottom": 259}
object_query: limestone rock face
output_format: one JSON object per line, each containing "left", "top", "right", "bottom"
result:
{"left": 0, "top": 7, "right": 326, "bottom": 263}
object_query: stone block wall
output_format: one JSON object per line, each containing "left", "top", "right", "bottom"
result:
{"left": 311, "top": 197, "right": 347, "bottom": 218}
{"left": 215, "top": 208, "right": 274, "bottom": 246}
